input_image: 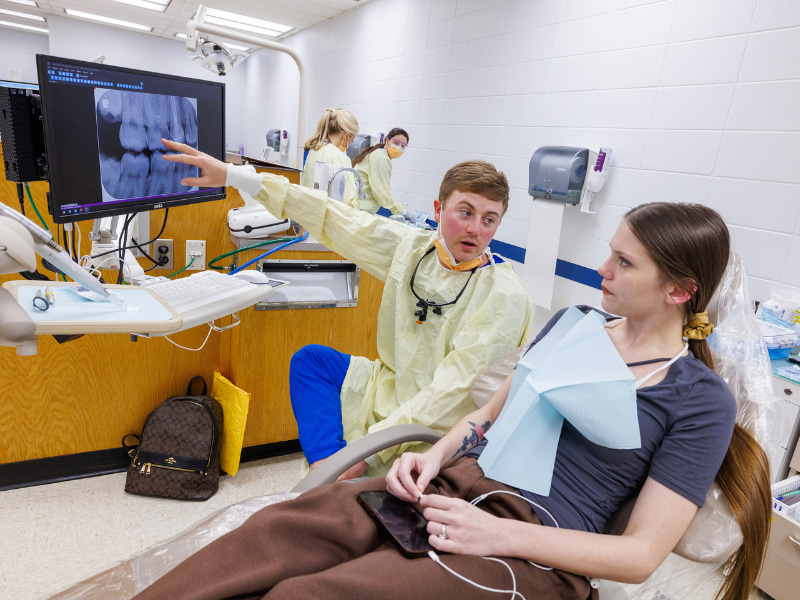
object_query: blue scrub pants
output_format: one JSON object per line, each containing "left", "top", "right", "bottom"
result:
{"left": 289, "top": 344, "right": 352, "bottom": 464}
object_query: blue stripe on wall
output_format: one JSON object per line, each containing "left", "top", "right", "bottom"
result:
{"left": 374, "top": 213, "right": 601, "bottom": 290}
{"left": 555, "top": 259, "right": 602, "bottom": 290}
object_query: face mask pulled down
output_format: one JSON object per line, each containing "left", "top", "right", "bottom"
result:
{"left": 434, "top": 227, "right": 487, "bottom": 272}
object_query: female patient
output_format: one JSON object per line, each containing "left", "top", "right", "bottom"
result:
{"left": 139, "top": 143, "right": 770, "bottom": 600}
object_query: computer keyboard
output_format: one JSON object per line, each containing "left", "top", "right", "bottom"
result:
{"left": 146, "top": 270, "right": 257, "bottom": 314}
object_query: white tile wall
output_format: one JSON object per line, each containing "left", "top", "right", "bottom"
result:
{"left": 708, "top": 178, "right": 800, "bottom": 234}
{"left": 650, "top": 84, "right": 736, "bottom": 130}
{"left": 751, "top": 0, "right": 800, "bottom": 31}
{"left": 2, "top": 0, "right": 798, "bottom": 309}
{"left": 670, "top": 0, "right": 756, "bottom": 42}
{"left": 660, "top": 37, "right": 748, "bottom": 86}
{"left": 740, "top": 28, "right": 800, "bottom": 82}
{"left": 727, "top": 81, "right": 800, "bottom": 131}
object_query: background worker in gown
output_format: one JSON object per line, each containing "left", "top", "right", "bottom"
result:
{"left": 349, "top": 127, "right": 411, "bottom": 216}
{"left": 300, "top": 108, "right": 359, "bottom": 203}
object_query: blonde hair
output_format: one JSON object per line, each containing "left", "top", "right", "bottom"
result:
{"left": 303, "top": 109, "right": 359, "bottom": 151}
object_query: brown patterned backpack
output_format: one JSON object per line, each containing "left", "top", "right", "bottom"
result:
{"left": 123, "top": 376, "right": 224, "bottom": 501}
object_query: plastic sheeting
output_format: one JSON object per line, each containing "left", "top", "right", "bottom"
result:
{"left": 48, "top": 254, "right": 779, "bottom": 600}
{"left": 48, "top": 494, "right": 298, "bottom": 600}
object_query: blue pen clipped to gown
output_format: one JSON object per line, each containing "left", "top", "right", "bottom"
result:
{"left": 478, "top": 307, "right": 642, "bottom": 496}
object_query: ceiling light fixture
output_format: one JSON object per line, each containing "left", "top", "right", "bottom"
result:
{"left": 0, "top": 18, "right": 47, "bottom": 33}
{"left": 109, "top": 0, "right": 170, "bottom": 12}
{"left": 0, "top": 8, "right": 45, "bottom": 20}
{"left": 64, "top": 9, "right": 153, "bottom": 32}
{"left": 5, "top": 0, "right": 39, "bottom": 7}
{"left": 202, "top": 7, "right": 293, "bottom": 38}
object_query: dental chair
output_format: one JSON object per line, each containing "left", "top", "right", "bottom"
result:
{"left": 48, "top": 253, "right": 779, "bottom": 599}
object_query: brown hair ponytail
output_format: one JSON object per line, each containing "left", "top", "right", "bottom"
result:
{"left": 713, "top": 424, "right": 771, "bottom": 600}
{"left": 625, "top": 203, "right": 771, "bottom": 600}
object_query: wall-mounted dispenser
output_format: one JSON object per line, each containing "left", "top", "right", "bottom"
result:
{"left": 345, "top": 134, "right": 373, "bottom": 161}
{"left": 522, "top": 145, "right": 612, "bottom": 311}
{"left": 263, "top": 129, "right": 290, "bottom": 163}
{"left": 580, "top": 147, "right": 612, "bottom": 214}
{"left": 528, "top": 146, "right": 589, "bottom": 205}
{"left": 279, "top": 129, "right": 290, "bottom": 157}
{"left": 266, "top": 129, "right": 281, "bottom": 153}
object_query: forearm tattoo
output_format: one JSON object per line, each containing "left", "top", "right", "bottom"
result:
{"left": 452, "top": 420, "right": 491, "bottom": 459}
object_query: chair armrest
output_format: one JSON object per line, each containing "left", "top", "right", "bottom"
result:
{"left": 291, "top": 424, "right": 443, "bottom": 493}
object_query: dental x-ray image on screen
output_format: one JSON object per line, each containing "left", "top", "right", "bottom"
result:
{"left": 36, "top": 54, "right": 225, "bottom": 224}
{"left": 95, "top": 89, "right": 199, "bottom": 202}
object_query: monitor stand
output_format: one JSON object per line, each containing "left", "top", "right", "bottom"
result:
{"left": 88, "top": 214, "right": 146, "bottom": 283}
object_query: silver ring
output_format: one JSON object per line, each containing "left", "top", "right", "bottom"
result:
{"left": 439, "top": 524, "right": 447, "bottom": 540}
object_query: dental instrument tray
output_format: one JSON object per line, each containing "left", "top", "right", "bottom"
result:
{"left": 1, "top": 280, "right": 181, "bottom": 335}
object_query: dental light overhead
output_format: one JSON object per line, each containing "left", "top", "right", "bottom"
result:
{"left": 194, "top": 39, "right": 245, "bottom": 76}
{"left": 185, "top": 4, "right": 308, "bottom": 168}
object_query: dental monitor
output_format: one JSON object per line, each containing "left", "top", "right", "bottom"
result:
{"left": 35, "top": 54, "right": 226, "bottom": 224}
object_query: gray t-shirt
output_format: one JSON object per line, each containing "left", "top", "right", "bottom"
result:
{"left": 468, "top": 306, "right": 736, "bottom": 533}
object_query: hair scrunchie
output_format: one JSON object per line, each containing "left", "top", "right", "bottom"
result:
{"left": 684, "top": 311, "right": 714, "bottom": 340}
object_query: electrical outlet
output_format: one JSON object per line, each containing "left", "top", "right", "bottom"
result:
{"left": 154, "top": 238, "right": 173, "bottom": 270}
{"left": 186, "top": 240, "right": 206, "bottom": 270}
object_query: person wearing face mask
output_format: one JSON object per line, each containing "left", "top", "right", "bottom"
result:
{"left": 158, "top": 141, "right": 534, "bottom": 483}
{"left": 349, "top": 128, "right": 411, "bottom": 216}
{"left": 301, "top": 108, "right": 359, "bottom": 202}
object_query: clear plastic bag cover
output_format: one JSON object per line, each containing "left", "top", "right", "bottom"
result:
{"left": 47, "top": 493, "right": 298, "bottom": 600}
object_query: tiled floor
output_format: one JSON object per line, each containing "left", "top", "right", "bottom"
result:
{"left": 0, "top": 454, "right": 774, "bottom": 600}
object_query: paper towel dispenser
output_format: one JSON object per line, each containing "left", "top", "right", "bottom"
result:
{"left": 346, "top": 134, "right": 372, "bottom": 160}
{"left": 529, "top": 146, "right": 589, "bottom": 205}
{"left": 266, "top": 129, "right": 281, "bottom": 152}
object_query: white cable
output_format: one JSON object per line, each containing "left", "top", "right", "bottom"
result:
{"left": 428, "top": 551, "right": 525, "bottom": 600}
{"left": 428, "top": 489, "right": 562, "bottom": 598}
{"left": 75, "top": 221, "right": 82, "bottom": 260}
{"left": 87, "top": 254, "right": 133, "bottom": 281}
{"left": 164, "top": 325, "right": 214, "bottom": 352}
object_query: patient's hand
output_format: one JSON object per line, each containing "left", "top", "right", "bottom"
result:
{"left": 386, "top": 452, "right": 441, "bottom": 502}
{"left": 421, "top": 494, "right": 506, "bottom": 556}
